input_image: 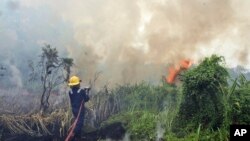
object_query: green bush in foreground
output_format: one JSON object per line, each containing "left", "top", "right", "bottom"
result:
{"left": 101, "top": 55, "right": 250, "bottom": 141}
{"left": 101, "top": 111, "right": 158, "bottom": 141}
{"left": 173, "top": 55, "right": 229, "bottom": 132}
{"left": 229, "top": 75, "right": 250, "bottom": 125}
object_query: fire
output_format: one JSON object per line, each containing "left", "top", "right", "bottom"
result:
{"left": 166, "top": 60, "right": 192, "bottom": 84}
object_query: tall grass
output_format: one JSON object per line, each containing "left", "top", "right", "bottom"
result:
{"left": 195, "top": 124, "right": 201, "bottom": 141}
{"left": 0, "top": 71, "right": 249, "bottom": 140}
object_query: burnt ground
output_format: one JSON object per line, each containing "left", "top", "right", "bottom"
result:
{"left": 0, "top": 122, "right": 126, "bottom": 141}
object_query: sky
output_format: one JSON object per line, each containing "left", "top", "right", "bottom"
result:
{"left": 0, "top": 0, "right": 250, "bottom": 87}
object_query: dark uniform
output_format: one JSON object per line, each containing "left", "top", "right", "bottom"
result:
{"left": 68, "top": 87, "right": 89, "bottom": 138}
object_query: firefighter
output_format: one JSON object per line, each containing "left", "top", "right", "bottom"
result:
{"left": 66, "top": 76, "right": 90, "bottom": 141}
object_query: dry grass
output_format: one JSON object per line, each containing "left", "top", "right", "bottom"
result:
{"left": 0, "top": 86, "right": 121, "bottom": 138}
{"left": 0, "top": 87, "right": 73, "bottom": 137}
{"left": 0, "top": 109, "right": 72, "bottom": 137}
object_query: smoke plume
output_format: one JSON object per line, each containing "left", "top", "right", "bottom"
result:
{"left": 0, "top": 0, "right": 250, "bottom": 87}
{"left": 66, "top": 0, "right": 239, "bottom": 86}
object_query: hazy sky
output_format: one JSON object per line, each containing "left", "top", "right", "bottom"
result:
{"left": 0, "top": 0, "right": 250, "bottom": 87}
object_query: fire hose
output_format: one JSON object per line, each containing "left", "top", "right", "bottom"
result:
{"left": 65, "top": 100, "right": 84, "bottom": 141}
{"left": 65, "top": 87, "right": 90, "bottom": 141}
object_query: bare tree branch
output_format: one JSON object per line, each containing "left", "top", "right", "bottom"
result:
{"left": 29, "top": 44, "right": 73, "bottom": 114}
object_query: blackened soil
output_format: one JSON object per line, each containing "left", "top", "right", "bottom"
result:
{"left": 1, "top": 122, "right": 126, "bottom": 141}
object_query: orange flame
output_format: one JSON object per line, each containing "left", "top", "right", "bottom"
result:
{"left": 180, "top": 60, "right": 192, "bottom": 70}
{"left": 166, "top": 60, "right": 192, "bottom": 84}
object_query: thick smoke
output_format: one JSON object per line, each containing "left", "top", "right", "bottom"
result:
{"left": 65, "top": 0, "right": 241, "bottom": 86}
{"left": 0, "top": 0, "right": 250, "bottom": 87}
{"left": 8, "top": 60, "right": 23, "bottom": 88}
{"left": 7, "top": 0, "right": 20, "bottom": 11}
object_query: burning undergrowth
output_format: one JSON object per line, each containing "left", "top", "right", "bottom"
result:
{"left": 0, "top": 55, "right": 250, "bottom": 141}
{"left": 0, "top": 0, "right": 250, "bottom": 140}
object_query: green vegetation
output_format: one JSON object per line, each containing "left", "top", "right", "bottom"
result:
{"left": 100, "top": 82, "right": 181, "bottom": 140}
{"left": 174, "top": 55, "right": 228, "bottom": 131}
{"left": 228, "top": 74, "right": 250, "bottom": 125}
{"left": 1, "top": 54, "right": 249, "bottom": 140}
{"left": 101, "top": 55, "right": 250, "bottom": 141}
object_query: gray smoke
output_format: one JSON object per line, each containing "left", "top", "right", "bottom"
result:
{"left": 8, "top": 61, "right": 23, "bottom": 88}
{"left": 7, "top": 0, "right": 20, "bottom": 10}
{"left": 0, "top": 0, "right": 250, "bottom": 88}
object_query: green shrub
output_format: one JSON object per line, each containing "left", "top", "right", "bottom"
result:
{"left": 101, "top": 111, "right": 158, "bottom": 141}
{"left": 173, "top": 55, "right": 229, "bottom": 132}
{"left": 112, "top": 82, "right": 179, "bottom": 113}
{"left": 229, "top": 76, "right": 250, "bottom": 124}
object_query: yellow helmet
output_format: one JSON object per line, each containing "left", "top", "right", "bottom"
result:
{"left": 68, "top": 76, "right": 81, "bottom": 86}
